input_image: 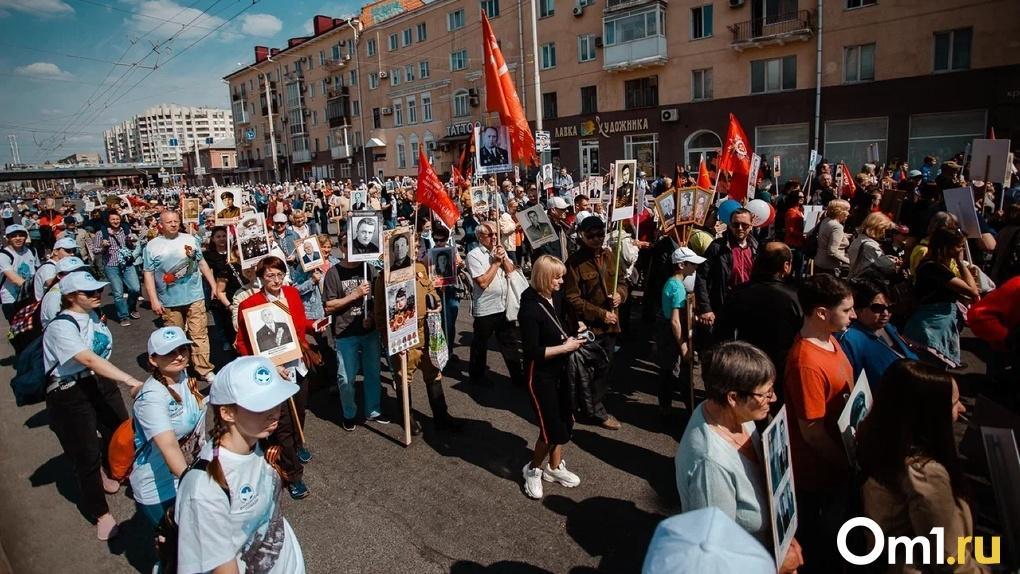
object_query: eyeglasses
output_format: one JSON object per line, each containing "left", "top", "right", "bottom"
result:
{"left": 262, "top": 272, "right": 286, "bottom": 281}
{"left": 731, "top": 222, "right": 752, "bottom": 229}
{"left": 868, "top": 303, "right": 891, "bottom": 314}
{"left": 748, "top": 388, "right": 776, "bottom": 401}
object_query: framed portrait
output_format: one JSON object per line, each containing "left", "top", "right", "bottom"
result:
{"left": 579, "top": 179, "right": 589, "bottom": 197}
{"left": 347, "top": 210, "right": 383, "bottom": 263}
{"left": 296, "top": 235, "right": 325, "bottom": 272}
{"left": 350, "top": 189, "right": 369, "bottom": 211}
{"left": 385, "top": 278, "right": 420, "bottom": 354}
{"left": 653, "top": 189, "right": 678, "bottom": 232}
{"left": 181, "top": 197, "right": 201, "bottom": 224}
{"left": 117, "top": 194, "right": 134, "bottom": 214}
{"left": 214, "top": 187, "right": 243, "bottom": 225}
{"left": 677, "top": 187, "right": 697, "bottom": 225}
{"left": 837, "top": 371, "right": 873, "bottom": 465}
{"left": 383, "top": 226, "right": 414, "bottom": 284}
{"left": 541, "top": 163, "right": 554, "bottom": 190}
{"left": 610, "top": 159, "right": 637, "bottom": 222}
{"left": 474, "top": 125, "right": 512, "bottom": 175}
{"left": 692, "top": 188, "right": 714, "bottom": 226}
{"left": 763, "top": 406, "right": 798, "bottom": 570}
{"left": 428, "top": 247, "right": 456, "bottom": 287}
{"left": 470, "top": 186, "right": 489, "bottom": 215}
{"left": 242, "top": 301, "right": 303, "bottom": 365}
{"left": 590, "top": 175, "right": 604, "bottom": 200}
{"left": 328, "top": 204, "right": 345, "bottom": 221}
{"left": 237, "top": 211, "right": 271, "bottom": 269}
{"left": 516, "top": 204, "right": 557, "bottom": 249}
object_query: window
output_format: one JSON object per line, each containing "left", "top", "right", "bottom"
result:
{"left": 332, "top": 44, "right": 341, "bottom": 60}
{"left": 539, "top": 0, "right": 554, "bottom": 18}
{"left": 321, "top": 79, "right": 330, "bottom": 95}
{"left": 824, "top": 117, "right": 888, "bottom": 168}
{"left": 453, "top": 90, "right": 470, "bottom": 117}
{"left": 844, "top": 44, "right": 875, "bottom": 83}
{"left": 367, "top": 38, "right": 377, "bottom": 56}
{"left": 309, "top": 83, "right": 317, "bottom": 98}
{"left": 410, "top": 134, "right": 420, "bottom": 166}
{"left": 540, "top": 43, "right": 557, "bottom": 69}
{"left": 692, "top": 68, "right": 713, "bottom": 100}
{"left": 352, "top": 101, "right": 360, "bottom": 116}
{"left": 407, "top": 96, "right": 418, "bottom": 124}
{"left": 319, "top": 51, "right": 325, "bottom": 65}
{"left": 373, "top": 108, "right": 381, "bottom": 129}
{"left": 907, "top": 110, "right": 985, "bottom": 167}
{"left": 424, "top": 131, "right": 435, "bottom": 163}
{"left": 390, "top": 69, "right": 401, "bottom": 86}
{"left": 934, "top": 28, "right": 971, "bottom": 72}
{"left": 393, "top": 101, "right": 403, "bottom": 126}
{"left": 403, "top": 28, "right": 412, "bottom": 46}
{"left": 422, "top": 93, "right": 432, "bottom": 122}
{"left": 397, "top": 136, "right": 406, "bottom": 168}
{"left": 581, "top": 85, "right": 597, "bottom": 114}
{"left": 624, "top": 75, "right": 658, "bottom": 109}
{"left": 350, "top": 70, "right": 358, "bottom": 86}
{"left": 755, "top": 123, "right": 809, "bottom": 185}
{"left": 578, "top": 35, "right": 597, "bottom": 62}
{"left": 604, "top": 7, "right": 663, "bottom": 45}
{"left": 419, "top": 60, "right": 430, "bottom": 79}
{"left": 625, "top": 133, "right": 658, "bottom": 176}
{"left": 451, "top": 50, "right": 468, "bottom": 71}
{"left": 389, "top": 33, "right": 398, "bottom": 51}
{"left": 448, "top": 9, "right": 465, "bottom": 30}
{"left": 311, "top": 110, "right": 318, "bottom": 126}
{"left": 406, "top": 64, "right": 415, "bottom": 82}
{"left": 368, "top": 73, "right": 379, "bottom": 89}
{"left": 481, "top": 0, "right": 499, "bottom": 18}
{"left": 846, "top": 0, "right": 876, "bottom": 8}
{"left": 416, "top": 23, "right": 427, "bottom": 42}
{"left": 542, "top": 92, "right": 557, "bottom": 120}
{"left": 691, "top": 5, "right": 712, "bottom": 39}
{"left": 751, "top": 55, "right": 796, "bottom": 93}
{"left": 684, "top": 130, "right": 721, "bottom": 168}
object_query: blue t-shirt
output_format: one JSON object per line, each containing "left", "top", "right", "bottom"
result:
{"left": 660, "top": 275, "right": 688, "bottom": 320}
{"left": 143, "top": 233, "right": 205, "bottom": 307}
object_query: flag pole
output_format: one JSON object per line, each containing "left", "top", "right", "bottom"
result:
{"left": 400, "top": 351, "right": 411, "bottom": 446}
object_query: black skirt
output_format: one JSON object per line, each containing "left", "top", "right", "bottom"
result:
{"left": 525, "top": 361, "right": 573, "bottom": 445}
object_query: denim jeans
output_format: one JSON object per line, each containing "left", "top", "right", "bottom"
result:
{"left": 104, "top": 264, "right": 140, "bottom": 321}
{"left": 335, "top": 332, "right": 383, "bottom": 421}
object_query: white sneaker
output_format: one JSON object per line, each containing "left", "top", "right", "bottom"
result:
{"left": 542, "top": 460, "right": 581, "bottom": 488}
{"left": 522, "top": 463, "right": 544, "bottom": 499}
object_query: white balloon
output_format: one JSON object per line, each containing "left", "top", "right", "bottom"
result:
{"left": 746, "top": 199, "right": 771, "bottom": 227}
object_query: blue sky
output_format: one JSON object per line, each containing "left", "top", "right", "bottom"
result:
{"left": 0, "top": 0, "right": 361, "bottom": 165}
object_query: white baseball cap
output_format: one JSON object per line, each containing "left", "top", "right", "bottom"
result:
{"left": 54, "top": 237, "right": 78, "bottom": 251}
{"left": 272, "top": 213, "right": 288, "bottom": 223}
{"left": 209, "top": 356, "right": 297, "bottom": 412}
{"left": 5, "top": 224, "right": 27, "bottom": 236}
{"left": 548, "top": 196, "right": 570, "bottom": 210}
{"left": 58, "top": 271, "right": 109, "bottom": 293}
{"left": 642, "top": 507, "right": 776, "bottom": 574}
{"left": 56, "top": 256, "right": 89, "bottom": 274}
{"left": 672, "top": 247, "right": 706, "bottom": 265}
{"left": 147, "top": 326, "right": 195, "bottom": 356}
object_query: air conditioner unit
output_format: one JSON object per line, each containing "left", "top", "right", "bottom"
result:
{"left": 303, "top": 109, "right": 311, "bottom": 117}
{"left": 729, "top": 0, "right": 744, "bottom": 6}
{"left": 381, "top": 107, "right": 393, "bottom": 115}
{"left": 572, "top": 5, "right": 583, "bottom": 16}
{"left": 594, "top": 36, "right": 604, "bottom": 48}
{"left": 427, "top": 142, "right": 437, "bottom": 150}
{"left": 378, "top": 70, "right": 388, "bottom": 79}
{"left": 661, "top": 108, "right": 679, "bottom": 122}
{"left": 343, "top": 54, "right": 352, "bottom": 62}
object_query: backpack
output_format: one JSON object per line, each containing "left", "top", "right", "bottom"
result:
{"left": 107, "top": 418, "right": 137, "bottom": 482}
{"left": 10, "top": 314, "right": 79, "bottom": 406}
{"left": 154, "top": 459, "right": 230, "bottom": 574}
{"left": 801, "top": 222, "right": 821, "bottom": 259}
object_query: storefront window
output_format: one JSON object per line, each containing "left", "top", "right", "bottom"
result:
{"left": 624, "top": 133, "right": 657, "bottom": 177}
{"left": 824, "top": 117, "right": 887, "bottom": 170}
{"left": 907, "top": 110, "right": 984, "bottom": 167}
{"left": 684, "top": 130, "right": 720, "bottom": 171}
{"left": 580, "top": 140, "right": 600, "bottom": 177}
{"left": 755, "top": 123, "right": 808, "bottom": 186}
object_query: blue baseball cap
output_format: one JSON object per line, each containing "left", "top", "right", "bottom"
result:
{"left": 209, "top": 356, "right": 297, "bottom": 412}
{"left": 147, "top": 326, "right": 195, "bottom": 356}
{"left": 642, "top": 508, "right": 776, "bottom": 574}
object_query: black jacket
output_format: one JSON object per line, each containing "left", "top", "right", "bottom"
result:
{"left": 694, "top": 233, "right": 759, "bottom": 315}
{"left": 519, "top": 287, "right": 576, "bottom": 381}
{"left": 714, "top": 277, "right": 802, "bottom": 376}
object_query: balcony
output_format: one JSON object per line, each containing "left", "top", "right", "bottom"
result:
{"left": 331, "top": 145, "right": 353, "bottom": 160}
{"left": 603, "top": 36, "right": 668, "bottom": 72}
{"left": 604, "top": 0, "right": 656, "bottom": 13}
{"left": 323, "top": 57, "right": 349, "bottom": 72}
{"left": 729, "top": 10, "right": 813, "bottom": 51}
{"left": 292, "top": 149, "right": 311, "bottom": 164}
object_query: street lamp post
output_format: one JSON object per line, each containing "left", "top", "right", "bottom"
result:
{"left": 235, "top": 57, "right": 280, "bottom": 183}
{"left": 345, "top": 18, "right": 369, "bottom": 182}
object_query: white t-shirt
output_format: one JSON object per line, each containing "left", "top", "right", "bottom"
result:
{"left": 130, "top": 373, "right": 207, "bottom": 506}
{"left": 466, "top": 246, "right": 507, "bottom": 317}
{"left": 175, "top": 443, "right": 305, "bottom": 574}
{"left": 32, "top": 259, "right": 58, "bottom": 301}
{"left": 40, "top": 284, "right": 62, "bottom": 325}
{"left": 42, "top": 310, "right": 112, "bottom": 378}
{"left": 0, "top": 246, "right": 38, "bottom": 304}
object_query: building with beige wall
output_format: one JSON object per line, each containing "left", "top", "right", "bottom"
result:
{"left": 226, "top": 0, "right": 1020, "bottom": 184}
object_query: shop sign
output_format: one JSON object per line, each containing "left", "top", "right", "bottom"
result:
{"left": 447, "top": 122, "right": 474, "bottom": 137}
{"left": 554, "top": 116, "right": 650, "bottom": 139}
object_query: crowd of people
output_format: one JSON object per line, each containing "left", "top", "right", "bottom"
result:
{"left": 1, "top": 149, "right": 1018, "bottom": 572}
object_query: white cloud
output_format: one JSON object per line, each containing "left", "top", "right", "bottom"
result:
{"left": 241, "top": 13, "right": 282, "bottom": 38}
{"left": 125, "top": 0, "right": 226, "bottom": 43}
{"left": 15, "top": 62, "right": 73, "bottom": 80}
{"left": 0, "top": 0, "right": 73, "bottom": 17}
{"left": 40, "top": 108, "right": 64, "bottom": 116}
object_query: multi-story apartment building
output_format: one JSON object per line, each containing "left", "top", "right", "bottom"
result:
{"left": 103, "top": 105, "right": 234, "bottom": 165}
{"left": 226, "top": 0, "right": 1020, "bottom": 183}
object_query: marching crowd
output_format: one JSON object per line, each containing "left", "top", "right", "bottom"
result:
{"left": 1, "top": 151, "right": 1019, "bottom": 573}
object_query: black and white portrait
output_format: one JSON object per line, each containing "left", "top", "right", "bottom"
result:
{"left": 838, "top": 371, "right": 873, "bottom": 464}
{"left": 181, "top": 197, "right": 201, "bottom": 224}
{"left": 470, "top": 186, "right": 489, "bottom": 215}
{"left": 214, "top": 187, "right": 243, "bottom": 224}
{"left": 384, "top": 226, "right": 414, "bottom": 284}
{"left": 693, "top": 188, "right": 713, "bottom": 226}
{"left": 763, "top": 406, "right": 798, "bottom": 570}
{"left": 677, "top": 188, "right": 696, "bottom": 225}
{"left": 297, "top": 235, "right": 325, "bottom": 272}
{"left": 515, "top": 205, "right": 557, "bottom": 249}
{"left": 611, "top": 160, "right": 637, "bottom": 222}
{"left": 347, "top": 211, "right": 382, "bottom": 263}
{"left": 474, "top": 125, "right": 511, "bottom": 175}
{"left": 428, "top": 247, "right": 456, "bottom": 287}
{"left": 653, "top": 189, "right": 677, "bottom": 231}
{"left": 238, "top": 211, "right": 271, "bottom": 269}
{"left": 384, "top": 278, "right": 419, "bottom": 354}
{"left": 351, "top": 190, "right": 368, "bottom": 211}
{"left": 243, "top": 302, "right": 302, "bottom": 365}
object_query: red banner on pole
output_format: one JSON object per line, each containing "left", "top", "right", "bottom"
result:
{"left": 718, "top": 113, "right": 753, "bottom": 202}
{"left": 415, "top": 149, "right": 459, "bottom": 228}
{"left": 482, "top": 12, "right": 538, "bottom": 166}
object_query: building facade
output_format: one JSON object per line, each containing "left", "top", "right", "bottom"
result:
{"left": 103, "top": 105, "right": 234, "bottom": 165}
{"left": 182, "top": 139, "right": 238, "bottom": 186}
{"left": 103, "top": 120, "right": 140, "bottom": 164}
{"left": 226, "top": 0, "right": 1020, "bottom": 184}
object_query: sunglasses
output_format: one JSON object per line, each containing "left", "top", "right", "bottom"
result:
{"left": 731, "top": 222, "right": 752, "bottom": 229}
{"left": 868, "top": 303, "right": 891, "bottom": 314}
{"left": 80, "top": 288, "right": 103, "bottom": 297}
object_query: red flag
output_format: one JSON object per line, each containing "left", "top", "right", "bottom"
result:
{"left": 718, "top": 113, "right": 753, "bottom": 202}
{"left": 482, "top": 12, "right": 538, "bottom": 166}
{"left": 837, "top": 162, "right": 857, "bottom": 199}
{"left": 697, "top": 153, "right": 712, "bottom": 190}
{"left": 416, "top": 149, "right": 459, "bottom": 228}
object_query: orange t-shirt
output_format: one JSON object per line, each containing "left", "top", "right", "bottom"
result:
{"left": 784, "top": 334, "right": 854, "bottom": 492}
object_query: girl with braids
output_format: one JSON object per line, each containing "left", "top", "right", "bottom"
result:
{"left": 175, "top": 356, "right": 306, "bottom": 573}
{"left": 129, "top": 327, "right": 207, "bottom": 525}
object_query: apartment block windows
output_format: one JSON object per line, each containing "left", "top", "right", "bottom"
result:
{"left": 411, "top": 134, "right": 420, "bottom": 167}
{"left": 933, "top": 28, "right": 971, "bottom": 72}
{"left": 419, "top": 60, "right": 430, "bottom": 79}
{"left": 846, "top": 0, "right": 876, "bottom": 8}
{"left": 390, "top": 69, "right": 401, "bottom": 86}
{"left": 373, "top": 107, "right": 381, "bottom": 129}
{"left": 692, "top": 68, "right": 713, "bottom": 100}
{"left": 624, "top": 75, "right": 658, "bottom": 109}
{"left": 453, "top": 90, "right": 470, "bottom": 117}
{"left": 407, "top": 96, "right": 418, "bottom": 124}
{"left": 540, "top": 43, "right": 556, "bottom": 69}
{"left": 397, "top": 136, "right": 406, "bottom": 169}
{"left": 416, "top": 23, "right": 427, "bottom": 42}
{"left": 578, "top": 35, "right": 596, "bottom": 62}
{"left": 332, "top": 44, "right": 341, "bottom": 60}
{"left": 403, "top": 28, "right": 412, "bottom": 46}
{"left": 581, "top": 85, "right": 597, "bottom": 115}
{"left": 389, "top": 33, "right": 398, "bottom": 51}
{"left": 368, "top": 73, "right": 379, "bottom": 89}
{"left": 539, "top": 0, "right": 554, "bottom": 18}
{"left": 349, "top": 70, "right": 357, "bottom": 86}
{"left": 352, "top": 101, "right": 360, "bottom": 116}
{"left": 844, "top": 43, "right": 875, "bottom": 83}
{"left": 422, "top": 93, "right": 432, "bottom": 122}
{"left": 691, "top": 5, "right": 712, "bottom": 39}
{"left": 448, "top": 9, "right": 465, "bottom": 30}
{"left": 393, "top": 101, "right": 403, "bottom": 126}
{"left": 542, "top": 92, "right": 557, "bottom": 120}
{"left": 750, "top": 55, "right": 796, "bottom": 94}
{"left": 481, "top": 0, "right": 499, "bottom": 18}
{"left": 367, "top": 38, "right": 377, "bottom": 56}
{"left": 604, "top": 7, "right": 663, "bottom": 46}
{"left": 451, "top": 50, "right": 468, "bottom": 71}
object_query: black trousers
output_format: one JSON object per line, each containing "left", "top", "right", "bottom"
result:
{"left": 468, "top": 312, "right": 524, "bottom": 386}
{"left": 266, "top": 373, "right": 309, "bottom": 483}
{"left": 46, "top": 375, "right": 129, "bottom": 521}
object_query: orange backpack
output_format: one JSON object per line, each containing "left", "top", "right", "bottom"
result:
{"left": 108, "top": 418, "right": 136, "bottom": 482}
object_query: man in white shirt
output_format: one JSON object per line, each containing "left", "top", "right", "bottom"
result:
{"left": 1, "top": 224, "right": 38, "bottom": 321}
{"left": 466, "top": 222, "right": 524, "bottom": 387}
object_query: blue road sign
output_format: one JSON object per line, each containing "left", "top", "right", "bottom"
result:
{"left": 245, "top": 128, "right": 256, "bottom": 141}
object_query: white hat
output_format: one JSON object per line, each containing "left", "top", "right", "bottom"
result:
{"left": 56, "top": 256, "right": 88, "bottom": 274}
{"left": 147, "top": 326, "right": 195, "bottom": 356}
{"left": 548, "top": 196, "right": 570, "bottom": 210}
{"left": 272, "top": 213, "right": 288, "bottom": 223}
{"left": 672, "top": 247, "right": 706, "bottom": 265}
{"left": 4, "top": 224, "right": 27, "bottom": 236}
{"left": 58, "top": 271, "right": 109, "bottom": 293}
{"left": 209, "top": 356, "right": 298, "bottom": 412}
{"left": 642, "top": 507, "right": 776, "bottom": 574}
{"left": 54, "top": 237, "right": 78, "bottom": 251}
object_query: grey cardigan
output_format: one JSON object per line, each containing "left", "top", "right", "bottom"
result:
{"left": 814, "top": 217, "right": 850, "bottom": 270}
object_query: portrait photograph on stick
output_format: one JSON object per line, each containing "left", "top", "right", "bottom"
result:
{"left": 242, "top": 301, "right": 303, "bottom": 365}
{"left": 692, "top": 188, "right": 713, "bottom": 226}
{"left": 516, "top": 204, "right": 557, "bottom": 249}
{"left": 384, "top": 226, "right": 415, "bottom": 284}
{"left": 474, "top": 125, "right": 512, "bottom": 175}
{"left": 351, "top": 189, "right": 368, "bottom": 211}
{"left": 653, "top": 189, "right": 677, "bottom": 231}
{"left": 677, "top": 187, "right": 697, "bottom": 225}
{"left": 237, "top": 211, "right": 271, "bottom": 269}
{"left": 611, "top": 159, "right": 637, "bottom": 222}
{"left": 297, "top": 235, "right": 325, "bottom": 272}
{"left": 428, "top": 247, "right": 456, "bottom": 287}
{"left": 763, "top": 406, "right": 798, "bottom": 570}
{"left": 214, "top": 187, "right": 243, "bottom": 225}
{"left": 471, "top": 186, "right": 489, "bottom": 215}
{"left": 347, "top": 211, "right": 383, "bottom": 262}
{"left": 837, "top": 372, "right": 873, "bottom": 464}
{"left": 181, "top": 197, "right": 201, "bottom": 224}
{"left": 385, "top": 279, "right": 419, "bottom": 354}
